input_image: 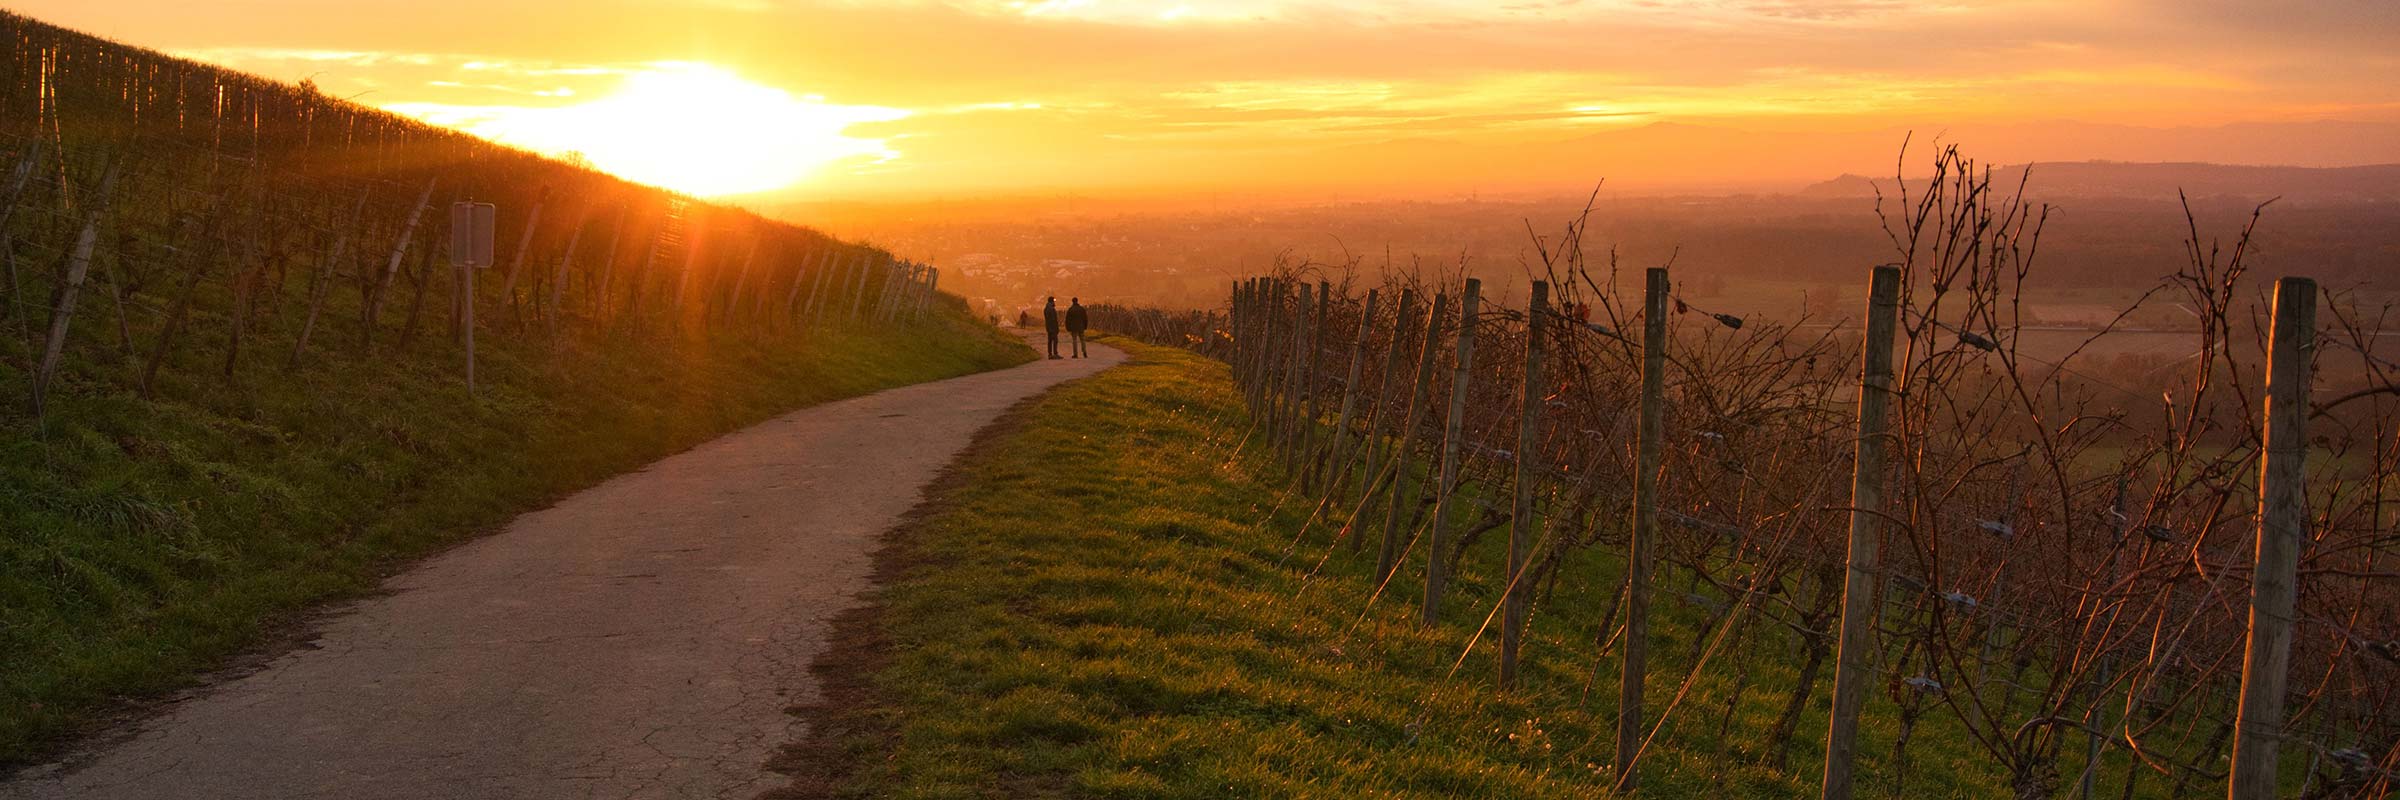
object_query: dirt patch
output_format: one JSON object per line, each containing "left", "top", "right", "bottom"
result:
{"left": 759, "top": 394, "right": 1049, "bottom": 799}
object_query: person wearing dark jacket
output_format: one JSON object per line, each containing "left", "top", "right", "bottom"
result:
{"left": 1065, "top": 298, "right": 1090, "bottom": 358}
{"left": 1042, "top": 297, "right": 1062, "bottom": 359}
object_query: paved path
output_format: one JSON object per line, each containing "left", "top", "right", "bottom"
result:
{"left": 6, "top": 332, "right": 1122, "bottom": 800}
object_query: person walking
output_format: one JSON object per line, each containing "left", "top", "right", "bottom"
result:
{"left": 1042, "top": 297, "right": 1062, "bottom": 359}
{"left": 1065, "top": 297, "right": 1090, "bottom": 358}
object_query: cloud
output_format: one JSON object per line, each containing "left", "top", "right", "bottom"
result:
{"left": 167, "top": 46, "right": 442, "bottom": 68}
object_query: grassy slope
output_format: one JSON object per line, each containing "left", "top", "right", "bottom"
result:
{"left": 0, "top": 313, "right": 1032, "bottom": 766}
{"left": 797, "top": 338, "right": 2099, "bottom": 799}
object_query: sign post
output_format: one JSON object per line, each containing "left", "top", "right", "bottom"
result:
{"left": 451, "top": 201, "right": 497, "bottom": 394}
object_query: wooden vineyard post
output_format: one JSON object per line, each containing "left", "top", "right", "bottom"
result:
{"left": 809, "top": 251, "right": 847, "bottom": 326}
{"left": 911, "top": 263, "right": 931, "bottom": 319}
{"left": 1822, "top": 265, "right": 1901, "bottom": 800}
{"left": 1262, "top": 280, "right": 1287, "bottom": 444}
{"left": 623, "top": 209, "right": 665, "bottom": 324}
{"left": 593, "top": 205, "right": 628, "bottom": 319}
{"left": 1424, "top": 279, "right": 1479, "bottom": 625}
{"left": 1281, "top": 283, "right": 1314, "bottom": 471}
{"left": 1259, "top": 278, "right": 1282, "bottom": 413}
{"left": 1300, "top": 280, "right": 1330, "bottom": 486}
{"left": 403, "top": 234, "right": 440, "bottom": 347}
{"left": 2077, "top": 658, "right": 2114, "bottom": 800}
{"left": 907, "top": 262, "right": 926, "bottom": 318}
{"left": 1262, "top": 278, "right": 1282, "bottom": 404}
{"left": 1240, "top": 281, "right": 1256, "bottom": 383}
{"left": 1275, "top": 282, "right": 1299, "bottom": 462}
{"left": 1617, "top": 267, "right": 1669, "bottom": 791}
{"left": 816, "top": 249, "right": 844, "bottom": 324}
{"left": 1275, "top": 280, "right": 1302, "bottom": 452}
{"left": 1258, "top": 280, "right": 1287, "bottom": 433}
{"left": 367, "top": 176, "right": 437, "bottom": 342}
{"left": 877, "top": 262, "right": 897, "bottom": 322}
{"left": 672, "top": 223, "right": 705, "bottom": 323}
{"left": 865, "top": 258, "right": 887, "bottom": 322}
{"left": 782, "top": 247, "right": 808, "bottom": 326}
{"left": 916, "top": 267, "right": 939, "bottom": 320}
{"left": 1242, "top": 280, "right": 1265, "bottom": 421}
{"left": 900, "top": 263, "right": 923, "bottom": 320}
{"left": 1380, "top": 291, "right": 1449, "bottom": 582}
{"left": 1232, "top": 281, "right": 1250, "bottom": 398}
{"left": 1501, "top": 281, "right": 1548, "bottom": 690}
{"left": 783, "top": 248, "right": 819, "bottom": 325}
{"left": 866, "top": 254, "right": 889, "bottom": 323}
{"left": 726, "top": 235, "right": 760, "bottom": 326}
{"left": 874, "top": 260, "right": 905, "bottom": 323}
{"left": 545, "top": 218, "right": 584, "bottom": 338}
{"left": 1261, "top": 279, "right": 1284, "bottom": 418}
{"left": 497, "top": 189, "right": 546, "bottom": 314}
{"left": 799, "top": 249, "right": 832, "bottom": 325}
{"left": 0, "top": 138, "right": 46, "bottom": 332}
{"left": 874, "top": 256, "right": 897, "bottom": 322}
{"left": 845, "top": 252, "right": 874, "bottom": 322}
{"left": 144, "top": 204, "right": 235, "bottom": 394}
{"left": 292, "top": 192, "right": 367, "bottom": 367}
{"left": 1324, "top": 290, "right": 1380, "bottom": 504}
{"left": 1229, "top": 281, "right": 1245, "bottom": 385}
{"left": 1356, "top": 288, "right": 1417, "bottom": 549}
{"left": 889, "top": 260, "right": 912, "bottom": 321}
{"left": 31, "top": 159, "right": 122, "bottom": 417}
{"left": 2228, "top": 276, "right": 2316, "bottom": 800}
{"left": 221, "top": 194, "right": 268, "bottom": 377}
{"left": 864, "top": 253, "right": 892, "bottom": 321}
{"left": 1230, "top": 281, "right": 1248, "bottom": 391}
{"left": 750, "top": 241, "right": 780, "bottom": 321}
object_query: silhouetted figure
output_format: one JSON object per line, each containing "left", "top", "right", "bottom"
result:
{"left": 1017, "top": 310, "right": 1030, "bottom": 328}
{"left": 1065, "top": 298, "right": 1089, "bottom": 358}
{"left": 1043, "top": 297, "right": 1062, "bottom": 359}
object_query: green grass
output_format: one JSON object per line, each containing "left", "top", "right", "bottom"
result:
{"left": 0, "top": 309, "right": 1032, "bottom": 767}
{"left": 797, "top": 337, "right": 2207, "bottom": 799}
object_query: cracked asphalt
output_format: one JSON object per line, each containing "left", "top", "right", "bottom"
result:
{"left": 4, "top": 331, "right": 1121, "bottom": 800}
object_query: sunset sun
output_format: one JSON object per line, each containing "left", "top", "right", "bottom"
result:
{"left": 392, "top": 63, "right": 908, "bottom": 197}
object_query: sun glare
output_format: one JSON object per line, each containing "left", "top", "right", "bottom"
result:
{"left": 393, "top": 64, "right": 908, "bottom": 197}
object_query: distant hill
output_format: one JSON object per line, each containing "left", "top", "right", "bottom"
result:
{"left": 1251, "top": 119, "right": 2400, "bottom": 197}
{"left": 1800, "top": 162, "right": 2400, "bottom": 203}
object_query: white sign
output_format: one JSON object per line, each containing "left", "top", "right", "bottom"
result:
{"left": 450, "top": 201, "right": 497, "bottom": 268}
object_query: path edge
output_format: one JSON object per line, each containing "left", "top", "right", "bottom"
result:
{"left": 755, "top": 379, "right": 1070, "bottom": 799}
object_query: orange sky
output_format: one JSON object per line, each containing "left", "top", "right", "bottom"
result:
{"left": 20, "top": 1, "right": 2400, "bottom": 200}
